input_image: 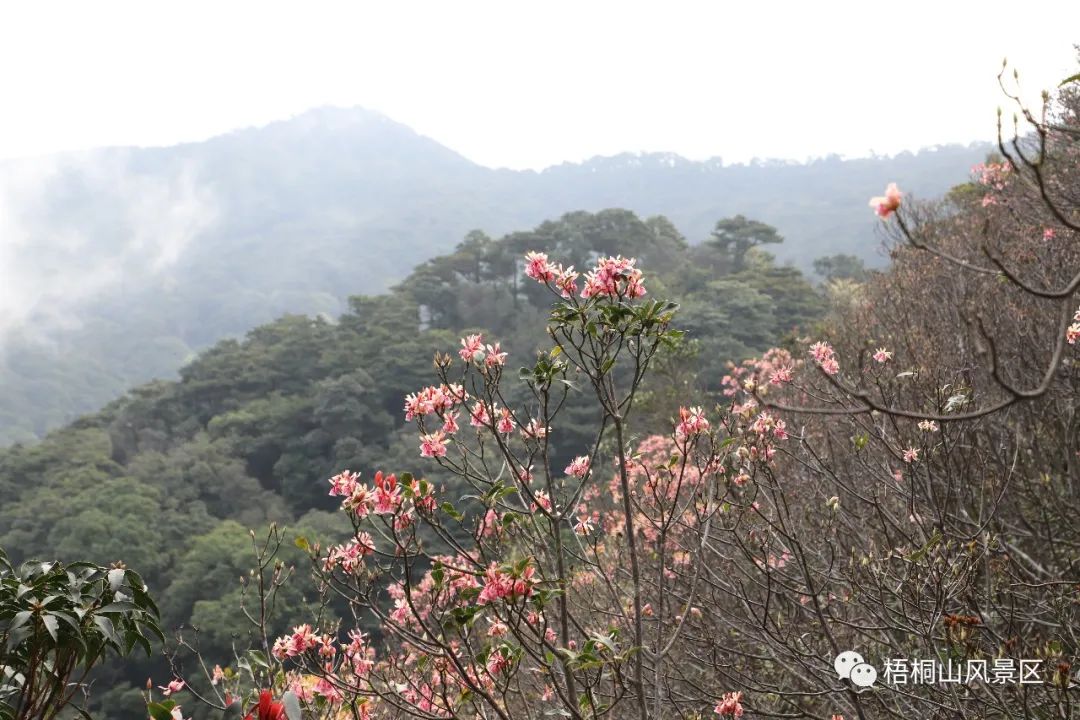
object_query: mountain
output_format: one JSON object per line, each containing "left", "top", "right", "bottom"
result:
{"left": 0, "top": 106, "right": 992, "bottom": 444}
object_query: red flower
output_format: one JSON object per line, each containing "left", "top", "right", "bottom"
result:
{"left": 244, "top": 690, "right": 286, "bottom": 720}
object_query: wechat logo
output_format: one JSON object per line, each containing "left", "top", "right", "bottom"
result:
{"left": 834, "top": 650, "right": 877, "bottom": 688}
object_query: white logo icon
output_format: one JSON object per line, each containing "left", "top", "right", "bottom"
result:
{"left": 834, "top": 650, "right": 877, "bottom": 687}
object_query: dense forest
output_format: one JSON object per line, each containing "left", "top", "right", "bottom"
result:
{"left": 0, "top": 110, "right": 988, "bottom": 445}
{"left": 0, "top": 208, "right": 841, "bottom": 716}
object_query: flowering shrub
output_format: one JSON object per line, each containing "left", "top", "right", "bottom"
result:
{"left": 169, "top": 63, "right": 1080, "bottom": 720}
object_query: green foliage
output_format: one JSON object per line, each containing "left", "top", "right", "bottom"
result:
{"left": 0, "top": 548, "right": 161, "bottom": 719}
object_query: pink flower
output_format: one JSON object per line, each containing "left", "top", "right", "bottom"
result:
{"left": 459, "top": 333, "right": 485, "bottom": 363}
{"left": 675, "top": 406, "right": 710, "bottom": 439}
{"left": 581, "top": 255, "right": 646, "bottom": 299}
{"left": 903, "top": 447, "right": 919, "bottom": 463}
{"left": 272, "top": 624, "right": 319, "bottom": 660}
{"left": 769, "top": 365, "right": 792, "bottom": 384}
{"left": 917, "top": 419, "right": 939, "bottom": 432}
{"left": 486, "top": 649, "right": 512, "bottom": 675}
{"left": 328, "top": 470, "right": 360, "bottom": 498}
{"left": 469, "top": 401, "right": 491, "bottom": 427}
{"left": 1043, "top": 227, "right": 1056, "bottom": 240}
{"left": 442, "top": 411, "right": 459, "bottom": 434}
{"left": 869, "top": 183, "right": 902, "bottom": 219}
{"left": 159, "top": 679, "right": 185, "bottom": 696}
{"left": 555, "top": 265, "right": 579, "bottom": 297}
{"left": 420, "top": 431, "right": 449, "bottom": 458}
{"left": 371, "top": 472, "right": 403, "bottom": 514}
{"left": 496, "top": 407, "right": 516, "bottom": 435}
{"left": 715, "top": 691, "right": 745, "bottom": 717}
{"left": 521, "top": 418, "right": 549, "bottom": 440}
{"left": 524, "top": 251, "right": 558, "bottom": 282}
{"left": 872, "top": 347, "right": 892, "bottom": 363}
{"left": 484, "top": 342, "right": 507, "bottom": 366}
{"left": 211, "top": 665, "right": 224, "bottom": 685}
{"left": 565, "top": 455, "right": 590, "bottom": 478}
{"left": 809, "top": 341, "right": 839, "bottom": 375}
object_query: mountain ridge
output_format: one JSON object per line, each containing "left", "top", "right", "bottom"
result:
{"left": 0, "top": 106, "right": 993, "bottom": 444}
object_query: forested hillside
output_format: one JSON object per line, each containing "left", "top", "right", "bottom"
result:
{"left": 0, "top": 108, "right": 988, "bottom": 444}
{"left": 0, "top": 209, "right": 834, "bottom": 716}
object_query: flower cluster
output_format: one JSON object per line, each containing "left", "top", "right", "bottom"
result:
{"left": 721, "top": 348, "right": 798, "bottom": 396}
{"left": 675, "top": 406, "right": 710, "bottom": 440}
{"left": 404, "top": 384, "right": 468, "bottom": 421}
{"left": 525, "top": 251, "right": 646, "bottom": 299}
{"left": 271, "top": 623, "right": 319, "bottom": 660}
{"left": 581, "top": 255, "right": 646, "bottom": 299}
{"left": 477, "top": 561, "right": 538, "bottom": 605}
{"left": 323, "top": 533, "right": 375, "bottom": 572}
{"left": 809, "top": 341, "right": 840, "bottom": 376}
{"left": 972, "top": 161, "right": 1010, "bottom": 189}
{"left": 715, "top": 690, "right": 745, "bottom": 716}
{"left": 565, "top": 455, "right": 590, "bottom": 478}
{"left": 458, "top": 333, "right": 507, "bottom": 367}
{"left": 869, "top": 182, "right": 902, "bottom": 219}
{"left": 1068, "top": 306, "right": 1080, "bottom": 345}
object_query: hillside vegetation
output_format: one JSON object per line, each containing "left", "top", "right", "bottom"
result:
{"left": 0, "top": 109, "right": 988, "bottom": 444}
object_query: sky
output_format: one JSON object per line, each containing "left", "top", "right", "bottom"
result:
{"left": 1, "top": 2, "right": 1078, "bottom": 170}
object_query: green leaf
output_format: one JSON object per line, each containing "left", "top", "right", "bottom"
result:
{"left": 1059, "top": 72, "right": 1080, "bottom": 87}
{"left": 294, "top": 536, "right": 309, "bottom": 551}
{"left": 147, "top": 701, "right": 177, "bottom": 720}
{"left": 8, "top": 610, "right": 32, "bottom": 632}
{"left": 42, "top": 614, "right": 59, "bottom": 642}
{"left": 93, "top": 615, "right": 121, "bottom": 646}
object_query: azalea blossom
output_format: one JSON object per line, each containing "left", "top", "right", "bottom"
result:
{"left": 459, "top": 333, "right": 485, "bottom": 363}
{"left": 872, "top": 347, "right": 893, "bottom": 363}
{"left": 524, "top": 251, "right": 558, "bottom": 282}
{"left": 573, "top": 515, "right": 595, "bottom": 535}
{"left": 469, "top": 401, "right": 491, "bottom": 427}
{"left": 496, "top": 407, "right": 516, "bottom": 435}
{"left": 420, "top": 431, "right": 449, "bottom": 458}
{"left": 159, "top": 679, "right": 185, "bottom": 696}
{"left": 580, "top": 255, "right": 647, "bottom": 299}
{"left": 675, "top": 406, "right": 710, "bottom": 439}
{"left": 1044, "top": 227, "right": 1056, "bottom": 240}
{"left": 565, "top": 455, "right": 590, "bottom": 478}
{"left": 521, "top": 418, "right": 549, "bottom": 440}
{"left": 555, "top": 265, "right": 579, "bottom": 297}
{"left": 918, "top": 419, "right": 939, "bottom": 432}
{"left": 809, "top": 341, "right": 840, "bottom": 375}
{"left": 715, "top": 691, "right": 745, "bottom": 717}
{"left": 484, "top": 342, "right": 507, "bottom": 366}
{"left": 769, "top": 365, "right": 793, "bottom": 384}
{"left": 903, "top": 447, "right": 920, "bottom": 463}
{"left": 869, "top": 182, "right": 902, "bottom": 219}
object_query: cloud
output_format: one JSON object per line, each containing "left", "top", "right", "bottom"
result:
{"left": 0, "top": 149, "right": 217, "bottom": 349}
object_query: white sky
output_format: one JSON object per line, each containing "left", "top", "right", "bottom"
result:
{"left": 1, "top": 1, "right": 1077, "bottom": 170}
